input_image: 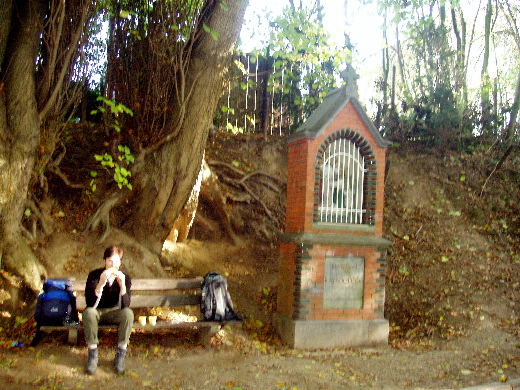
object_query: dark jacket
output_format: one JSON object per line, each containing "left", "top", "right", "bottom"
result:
{"left": 85, "top": 268, "right": 132, "bottom": 309}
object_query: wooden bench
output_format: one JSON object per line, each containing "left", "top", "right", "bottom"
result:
{"left": 33, "top": 278, "right": 241, "bottom": 347}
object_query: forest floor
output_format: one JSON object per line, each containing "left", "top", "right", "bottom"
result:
{"left": 0, "top": 134, "right": 519, "bottom": 390}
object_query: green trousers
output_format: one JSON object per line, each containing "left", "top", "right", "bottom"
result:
{"left": 83, "top": 307, "right": 134, "bottom": 346}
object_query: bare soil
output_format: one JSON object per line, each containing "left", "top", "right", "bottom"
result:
{"left": 0, "top": 137, "right": 518, "bottom": 390}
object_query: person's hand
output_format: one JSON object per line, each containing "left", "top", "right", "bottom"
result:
{"left": 114, "top": 271, "right": 127, "bottom": 295}
{"left": 114, "top": 271, "right": 125, "bottom": 284}
{"left": 99, "top": 269, "right": 111, "bottom": 284}
{"left": 95, "top": 269, "right": 116, "bottom": 296}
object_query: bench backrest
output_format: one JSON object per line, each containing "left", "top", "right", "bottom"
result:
{"left": 72, "top": 278, "right": 203, "bottom": 310}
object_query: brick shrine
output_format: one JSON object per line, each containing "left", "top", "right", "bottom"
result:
{"left": 273, "top": 66, "right": 392, "bottom": 348}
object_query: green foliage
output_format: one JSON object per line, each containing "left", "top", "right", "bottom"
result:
{"left": 93, "top": 145, "right": 134, "bottom": 191}
{"left": 219, "top": 1, "right": 228, "bottom": 11}
{"left": 373, "top": 0, "right": 519, "bottom": 149}
{"left": 89, "top": 96, "right": 135, "bottom": 192}
{"left": 90, "top": 96, "right": 133, "bottom": 133}
{"left": 221, "top": 105, "right": 235, "bottom": 115}
{"left": 220, "top": 3, "right": 350, "bottom": 134}
{"left": 265, "top": 4, "right": 350, "bottom": 126}
{"left": 224, "top": 115, "right": 256, "bottom": 135}
{"left": 203, "top": 23, "right": 219, "bottom": 41}
{"left": 376, "top": 3, "right": 480, "bottom": 146}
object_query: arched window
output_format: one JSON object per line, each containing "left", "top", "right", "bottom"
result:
{"left": 319, "top": 138, "right": 366, "bottom": 224}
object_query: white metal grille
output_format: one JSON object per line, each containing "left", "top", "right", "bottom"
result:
{"left": 319, "top": 138, "right": 366, "bottom": 224}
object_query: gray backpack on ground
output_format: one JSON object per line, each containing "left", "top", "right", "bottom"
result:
{"left": 200, "top": 272, "right": 240, "bottom": 322}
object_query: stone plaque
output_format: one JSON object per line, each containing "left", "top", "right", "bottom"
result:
{"left": 323, "top": 256, "right": 364, "bottom": 309}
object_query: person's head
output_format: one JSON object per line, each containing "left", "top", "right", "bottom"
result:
{"left": 103, "top": 246, "right": 124, "bottom": 270}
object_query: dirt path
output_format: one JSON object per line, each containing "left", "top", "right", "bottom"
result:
{"left": 1, "top": 312, "right": 518, "bottom": 390}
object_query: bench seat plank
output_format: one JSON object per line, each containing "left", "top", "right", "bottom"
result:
{"left": 72, "top": 278, "right": 204, "bottom": 292}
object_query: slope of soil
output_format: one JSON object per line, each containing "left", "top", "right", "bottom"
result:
{"left": 0, "top": 136, "right": 518, "bottom": 390}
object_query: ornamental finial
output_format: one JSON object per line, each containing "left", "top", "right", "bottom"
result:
{"left": 340, "top": 64, "right": 359, "bottom": 98}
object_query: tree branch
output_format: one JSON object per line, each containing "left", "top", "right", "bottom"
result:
{"left": 479, "top": 143, "right": 518, "bottom": 196}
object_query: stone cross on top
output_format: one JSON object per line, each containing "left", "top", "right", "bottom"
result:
{"left": 340, "top": 64, "right": 359, "bottom": 99}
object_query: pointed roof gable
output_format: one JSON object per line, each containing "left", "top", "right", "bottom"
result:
{"left": 288, "top": 84, "right": 392, "bottom": 148}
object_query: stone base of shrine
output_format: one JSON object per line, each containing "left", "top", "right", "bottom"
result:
{"left": 273, "top": 314, "right": 389, "bottom": 349}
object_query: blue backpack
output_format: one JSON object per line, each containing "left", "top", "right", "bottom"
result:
{"left": 34, "top": 279, "right": 79, "bottom": 326}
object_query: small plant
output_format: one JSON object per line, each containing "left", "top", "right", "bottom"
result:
{"left": 93, "top": 145, "right": 135, "bottom": 190}
{"left": 89, "top": 97, "right": 135, "bottom": 193}
{"left": 398, "top": 265, "right": 410, "bottom": 276}
{"left": 225, "top": 122, "right": 244, "bottom": 134}
{"left": 90, "top": 96, "right": 133, "bottom": 133}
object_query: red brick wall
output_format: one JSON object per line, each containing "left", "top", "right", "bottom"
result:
{"left": 298, "top": 245, "right": 386, "bottom": 320}
{"left": 285, "top": 139, "right": 312, "bottom": 233}
{"left": 277, "top": 242, "right": 298, "bottom": 317}
{"left": 276, "top": 243, "right": 387, "bottom": 320}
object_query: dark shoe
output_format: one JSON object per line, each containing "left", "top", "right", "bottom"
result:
{"left": 85, "top": 348, "right": 98, "bottom": 375}
{"left": 114, "top": 347, "right": 127, "bottom": 375}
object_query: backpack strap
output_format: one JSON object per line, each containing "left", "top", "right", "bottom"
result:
{"left": 209, "top": 280, "right": 217, "bottom": 320}
{"left": 92, "top": 278, "right": 108, "bottom": 309}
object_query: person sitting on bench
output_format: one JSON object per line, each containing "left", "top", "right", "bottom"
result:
{"left": 83, "top": 245, "right": 133, "bottom": 375}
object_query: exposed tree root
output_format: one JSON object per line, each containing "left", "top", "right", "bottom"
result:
{"left": 84, "top": 195, "right": 120, "bottom": 243}
{"left": 199, "top": 161, "right": 242, "bottom": 245}
{"left": 46, "top": 141, "right": 85, "bottom": 190}
{"left": 145, "top": 150, "right": 285, "bottom": 248}
{"left": 167, "top": 159, "right": 244, "bottom": 245}
{"left": 207, "top": 159, "right": 284, "bottom": 221}
{"left": 21, "top": 198, "right": 54, "bottom": 242}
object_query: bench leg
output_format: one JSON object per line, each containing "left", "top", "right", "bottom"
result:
{"left": 31, "top": 328, "right": 43, "bottom": 347}
{"left": 67, "top": 328, "right": 79, "bottom": 345}
{"left": 200, "top": 325, "right": 220, "bottom": 348}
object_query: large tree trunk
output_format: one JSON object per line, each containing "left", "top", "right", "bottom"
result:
{"left": 0, "top": 0, "right": 47, "bottom": 293}
{"left": 120, "top": 0, "right": 248, "bottom": 255}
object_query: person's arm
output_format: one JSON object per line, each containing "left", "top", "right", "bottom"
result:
{"left": 85, "top": 270, "right": 100, "bottom": 307}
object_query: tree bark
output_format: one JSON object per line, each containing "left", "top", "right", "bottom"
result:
{"left": 504, "top": 69, "right": 520, "bottom": 145}
{"left": 394, "top": 23, "right": 409, "bottom": 101}
{"left": 451, "top": 2, "right": 468, "bottom": 107}
{"left": 120, "top": 0, "right": 248, "bottom": 255}
{"left": 481, "top": 0, "right": 493, "bottom": 130}
{"left": 0, "top": 0, "right": 47, "bottom": 292}
{"left": 499, "top": 0, "right": 520, "bottom": 145}
{"left": 375, "top": 15, "right": 390, "bottom": 130}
